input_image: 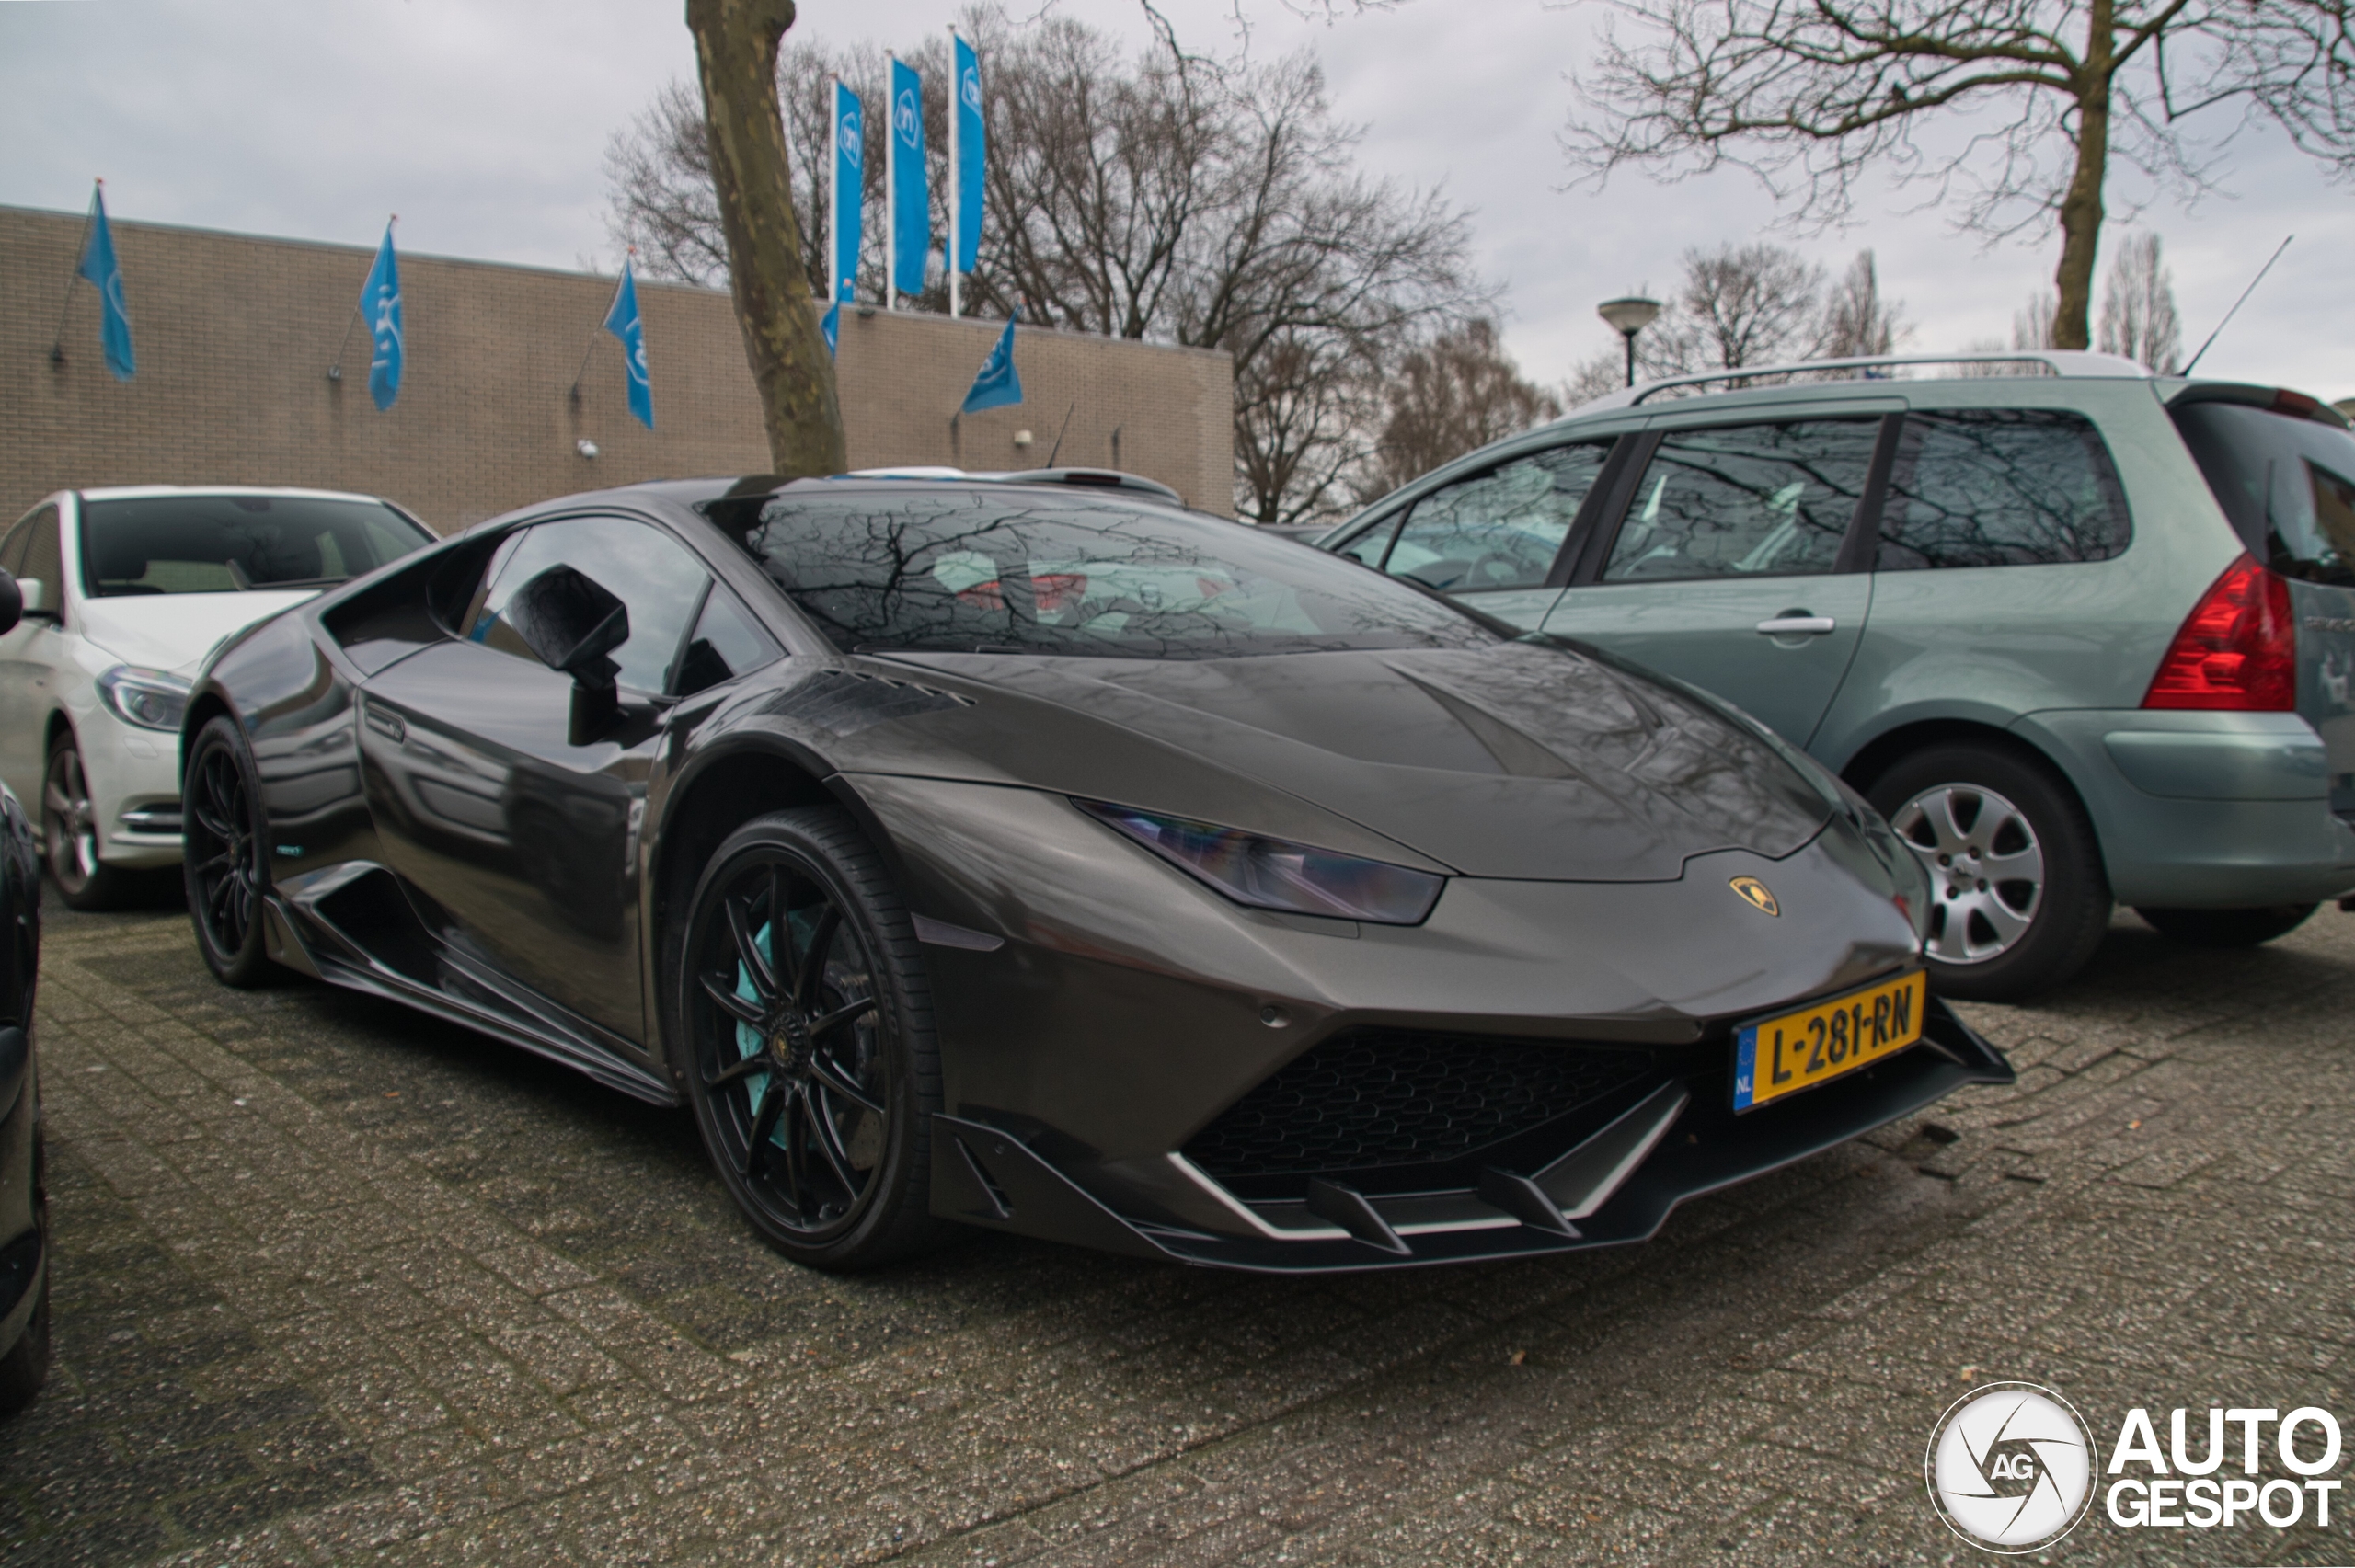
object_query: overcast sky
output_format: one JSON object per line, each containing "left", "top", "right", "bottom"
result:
{"left": 3, "top": 0, "right": 2349, "bottom": 401}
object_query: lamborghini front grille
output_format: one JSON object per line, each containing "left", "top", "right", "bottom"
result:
{"left": 1181, "top": 1028, "right": 1658, "bottom": 1181}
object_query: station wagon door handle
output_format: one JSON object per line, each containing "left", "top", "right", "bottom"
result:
{"left": 1755, "top": 615, "right": 1835, "bottom": 635}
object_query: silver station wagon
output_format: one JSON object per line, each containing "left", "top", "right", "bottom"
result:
{"left": 1319, "top": 351, "right": 2355, "bottom": 1001}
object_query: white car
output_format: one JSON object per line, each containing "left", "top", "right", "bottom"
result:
{"left": 0, "top": 486, "right": 434, "bottom": 908}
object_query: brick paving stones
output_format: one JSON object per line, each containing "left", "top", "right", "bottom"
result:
{"left": 1, "top": 902, "right": 2351, "bottom": 1564}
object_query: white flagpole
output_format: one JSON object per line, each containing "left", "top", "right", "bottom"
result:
{"left": 828, "top": 75, "right": 843, "bottom": 306}
{"left": 884, "top": 52, "right": 898, "bottom": 313}
{"left": 948, "top": 27, "right": 961, "bottom": 319}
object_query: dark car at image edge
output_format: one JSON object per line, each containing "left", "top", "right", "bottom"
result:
{"left": 0, "top": 570, "right": 51, "bottom": 1414}
{"left": 174, "top": 473, "right": 2011, "bottom": 1274}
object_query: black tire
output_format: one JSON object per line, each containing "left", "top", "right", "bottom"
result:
{"left": 183, "top": 716, "right": 276, "bottom": 989}
{"left": 1867, "top": 741, "right": 2110, "bottom": 1002}
{"left": 2135, "top": 903, "right": 2316, "bottom": 948}
{"left": 669, "top": 807, "right": 941, "bottom": 1271}
{"left": 42, "top": 735, "right": 134, "bottom": 911}
{"left": 0, "top": 1126, "right": 50, "bottom": 1417}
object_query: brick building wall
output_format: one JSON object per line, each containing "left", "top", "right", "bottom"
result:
{"left": 0, "top": 205, "right": 1234, "bottom": 532}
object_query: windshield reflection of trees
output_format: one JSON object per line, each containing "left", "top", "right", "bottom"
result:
{"left": 739, "top": 496, "right": 1495, "bottom": 659}
{"left": 1878, "top": 412, "right": 2127, "bottom": 569}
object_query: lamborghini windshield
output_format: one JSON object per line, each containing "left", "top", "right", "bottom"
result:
{"left": 708, "top": 487, "right": 1501, "bottom": 658}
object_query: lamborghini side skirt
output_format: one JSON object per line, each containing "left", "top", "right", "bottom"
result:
{"left": 260, "top": 874, "right": 679, "bottom": 1108}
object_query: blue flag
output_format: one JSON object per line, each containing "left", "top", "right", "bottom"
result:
{"left": 961, "top": 310, "right": 1021, "bottom": 415}
{"left": 953, "top": 36, "right": 983, "bottom": 274}
{"left": 832, "top": 80, "right": 863, "bottom": 302}
{"left": 890, "top": 57, "right": 928, "bottom": 297}
{"left": 603, "top": 260, "right": 654, "bottom": 429}
{"left": 76, "top": 184, "right": 135, "bottom": 381}
{"left": 821, "top": 301, "right": 840, "bottom": 358}
{"left": 361, "top": 223, "right": 403, "bottom": 411}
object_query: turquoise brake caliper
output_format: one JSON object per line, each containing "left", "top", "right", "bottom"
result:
{"left": 734, "top": 921, "right": 785, "bottom": 1147}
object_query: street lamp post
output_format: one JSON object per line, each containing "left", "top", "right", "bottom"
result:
{"left": 1596, "top": 296, "right": 1661, "bottom": 388}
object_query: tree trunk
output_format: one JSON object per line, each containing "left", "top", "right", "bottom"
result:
{"left": 2050, "top": 0, "right": 2115, "bottom": 351}
{"left": 685, "top": 0, "right": 846, "bottom": 476}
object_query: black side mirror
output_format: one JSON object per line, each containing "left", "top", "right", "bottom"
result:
{"left": 0, "top": 571, "right": 19, "bottom": 639}
{"left": 507, "top": 566, "right": 628, "bottom": 687}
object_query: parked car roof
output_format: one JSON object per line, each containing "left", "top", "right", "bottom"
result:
{"left": 66, "top": 484, "right": 406, "bottom": 505}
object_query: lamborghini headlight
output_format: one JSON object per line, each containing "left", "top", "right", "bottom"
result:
{"left": 1074, "top": 799, "right": 1443, "bottom": 925}
{"left": 97, "top": 666, "right": 192, "bottom": 733}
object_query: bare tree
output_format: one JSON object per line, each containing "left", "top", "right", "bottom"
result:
{"left": 2097, "top": 230, "right": 2181, "bottom": 372}
{"left": 1818, "top": 249, "right": 1907, "bottom": 358}
{"left": 684, "top": 0, "right": 844, "bottom": 477}
{"left": 1637, "top": 241, "right": 1827, "bottom": 377}
{"left": 609, "top": 9, "right": 1486, "bottom": 521}
{"left": 1235, "top": 331, "right": 1384, "bottom": 526}
{"left": 1356, "top": 320, "right": 1562, "bottom": 500}
{"left": 607, "top": 80, "right": 731, "bottom": 288}
{"left": 1561, "top": 350, "right": 1628, "bottom": 409}
{"left": 2013, "top": 288, "right": 2060, "bottom": 349}
{"left": 969, "top": 24, "right": 1484, "bottom": 519}
{"left": 1568, "top": 2, "right": 2355, "bottom": 351}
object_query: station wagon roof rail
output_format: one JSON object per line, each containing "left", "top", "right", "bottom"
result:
{"left": 1574, "top": 349, "right": 2153, "bottom": 414}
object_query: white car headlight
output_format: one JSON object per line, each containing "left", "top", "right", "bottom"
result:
{"left": 97, "top": 666, "right": 193, "bottom": 733}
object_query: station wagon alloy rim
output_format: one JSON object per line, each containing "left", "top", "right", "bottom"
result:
{"left": 1892, "top": 783, "right": 2045, "bottom": 966}
{"left": 686, "top": 854, "right": 889, "bottom": 1240}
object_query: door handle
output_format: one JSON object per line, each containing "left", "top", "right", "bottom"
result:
{"left": 363, "top": 704, "right": 408, "bottom": 744}
{"left": 1755, "top": 615, "right": 1835, "bottom": 635}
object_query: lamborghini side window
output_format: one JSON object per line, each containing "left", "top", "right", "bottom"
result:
{"left": 673, "top": 585, "right": 783, "bottom": 697}
{"left": 468, "top": 515, "right": 709, "bottom": 693}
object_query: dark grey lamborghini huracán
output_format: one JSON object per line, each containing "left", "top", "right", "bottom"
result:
{"left": 178, "top": 472, "right": 2010, "bottom": 1273}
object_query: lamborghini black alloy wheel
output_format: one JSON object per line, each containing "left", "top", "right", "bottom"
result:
{"left": 183, "top": 717, "right": 273, "bottom": 988}
{"left": 679, "top": 809, "right": 936, "bottom": 1266}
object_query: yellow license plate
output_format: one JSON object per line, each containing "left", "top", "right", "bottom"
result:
{"left": 1733, "top": 970, "right": 1926, "bottom": 1112}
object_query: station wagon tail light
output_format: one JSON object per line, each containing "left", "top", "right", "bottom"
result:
{"left": 2142, "top": 554, "right": 2295, "bottom": 711}
{"left": 1074, "top": 799, "right": 1444, "bottom": 924}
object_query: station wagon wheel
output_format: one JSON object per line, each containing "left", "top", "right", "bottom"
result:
{"left": 183, "top": 716, "right": 277, "bottom": 987}
{"left": 1868, "top": 742, "right": 2109, "bottom": 1002}
{"left": 1891, "top": 784, "right": 2043, "bottom": 964}
{"left": 674, "top": 808, "right": 940, "bottom": 1271}
{"left": 41, "top": 737, "right": 131, "bottom": 911}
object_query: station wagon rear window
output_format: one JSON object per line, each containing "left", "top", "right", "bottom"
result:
{"left": 2173, "top": 401, "right": 2355, "bottom": 588}
{"left": 1875, "top": 410, "right": 2130, "bottom": 570}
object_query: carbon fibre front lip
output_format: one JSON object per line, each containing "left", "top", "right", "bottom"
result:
{"left": 928, "top": 997, "right": 2010, "bottom": 1274}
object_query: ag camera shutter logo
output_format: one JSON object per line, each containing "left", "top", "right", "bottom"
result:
{"left": 1925, "top": 1382, "right": 2097, "bottom": 1552}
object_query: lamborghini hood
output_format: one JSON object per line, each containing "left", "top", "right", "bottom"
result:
{"left": 856, "top": 642, "right": 1832, "bottom": 882}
